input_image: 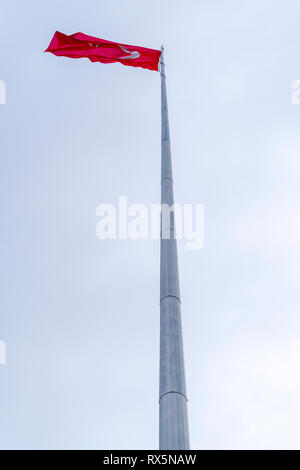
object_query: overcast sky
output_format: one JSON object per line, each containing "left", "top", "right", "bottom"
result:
{"left": 1, "top": 0, "right": 300, "bottom": 450}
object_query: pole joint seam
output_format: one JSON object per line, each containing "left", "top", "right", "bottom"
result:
{"left": 159, "top": 391, "right": 188, "bottom": 403}
{"left": 160, "top": 294, "right": 181, "bottom": 305}
{"left": 161, "top": 177, "right": 173, "bottom": 183}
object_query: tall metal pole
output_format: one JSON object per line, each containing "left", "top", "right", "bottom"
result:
{"left": 159, "top": 46, "right": 190, "bottom": 450}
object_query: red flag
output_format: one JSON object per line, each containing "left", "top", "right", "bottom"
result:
{"left": 45, "top": 31, "right": 161, "bottom": 71}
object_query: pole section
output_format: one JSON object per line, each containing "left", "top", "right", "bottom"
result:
{"left": 159, "top": 46, "right": 190, "bottom": 450}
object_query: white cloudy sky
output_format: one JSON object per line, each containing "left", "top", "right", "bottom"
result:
{"left": 1, "top": 0, "right": 300, "bottom": 449}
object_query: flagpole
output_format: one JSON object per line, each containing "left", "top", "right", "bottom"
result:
{"left": 159, "top": 46, "right": 190, "bottom": 450}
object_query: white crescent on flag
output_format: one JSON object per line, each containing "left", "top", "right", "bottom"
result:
{"left": 87, "top": 43, "right": 140, "bottom": 59}
{"left": 118, "top": 45, "right": 140, "bottom": 60}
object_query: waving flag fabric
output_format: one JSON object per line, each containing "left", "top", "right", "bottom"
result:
{"left": 45, "top": 31, "right": 161, "bottom": 71}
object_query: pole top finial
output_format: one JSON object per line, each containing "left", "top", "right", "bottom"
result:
{"left": 159, "top": 45, "right": 165, "bottom": 76}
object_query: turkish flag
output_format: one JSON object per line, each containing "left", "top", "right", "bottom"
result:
{"left": 45, "top": 31, "right": 161, "bottom": 71}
